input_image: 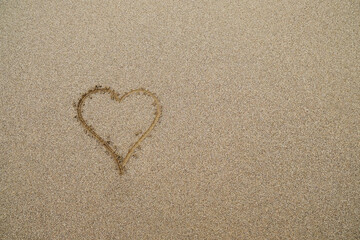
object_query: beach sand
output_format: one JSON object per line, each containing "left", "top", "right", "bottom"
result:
{"left": 1, "top": 1, "right": 359, "bottom": 239}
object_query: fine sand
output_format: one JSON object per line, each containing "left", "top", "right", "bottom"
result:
{"left": 1, "top": 1, "right": 359, "bottom": 239}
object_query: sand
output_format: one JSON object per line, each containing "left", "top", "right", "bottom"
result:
{"left": 1, "top": 1, "right": 359, "bottom": 239}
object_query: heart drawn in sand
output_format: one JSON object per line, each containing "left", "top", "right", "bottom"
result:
{"left": 76, "top": 86, "right": 162, "bottom": 175}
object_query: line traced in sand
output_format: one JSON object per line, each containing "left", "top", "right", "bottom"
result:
{"left": 76, "top": 85, "right": 162, "bottom": 175}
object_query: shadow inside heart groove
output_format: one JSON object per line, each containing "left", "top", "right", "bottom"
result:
{"left": 76, "top": 86, "right": 162, "bottom": 175}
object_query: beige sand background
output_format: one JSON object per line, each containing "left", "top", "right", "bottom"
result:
{"left": 1, "top": 1, "right": 359, "bottom": 239}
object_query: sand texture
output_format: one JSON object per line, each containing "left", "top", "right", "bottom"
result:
{"left": 1, "top": 1, "right": 359, "bottom": 239}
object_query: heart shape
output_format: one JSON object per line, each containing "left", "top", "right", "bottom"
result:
{"left": 76, "top": 85, "right": 162, "bottom": 175}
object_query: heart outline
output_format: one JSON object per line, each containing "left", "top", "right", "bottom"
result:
{"left": 76, "top": 86, "right": 162, "bottom": 175}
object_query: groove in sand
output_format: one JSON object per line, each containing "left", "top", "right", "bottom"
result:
{"left": 76, "top": 86, "right": 162, "bottom": 175}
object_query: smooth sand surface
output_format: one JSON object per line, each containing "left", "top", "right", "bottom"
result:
{"left": 1, "top": 1, "right": 359, "bottom": 239}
